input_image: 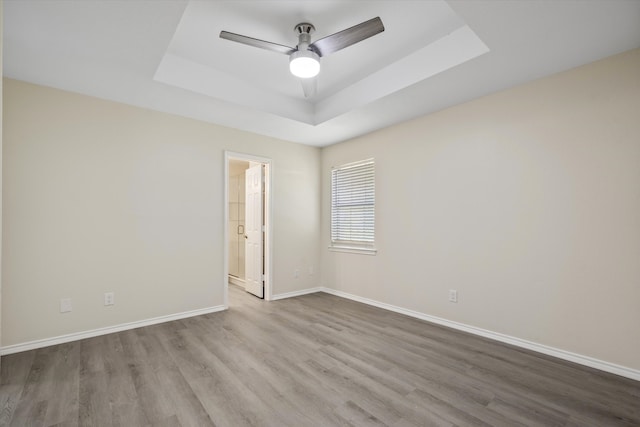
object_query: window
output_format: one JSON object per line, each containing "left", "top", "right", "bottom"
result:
{"left": 330, "top": 159, "right": 376, "bottom": 254}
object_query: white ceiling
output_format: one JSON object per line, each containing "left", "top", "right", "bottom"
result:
{"left": 155, "top": 1, "right": 488, "bottom": 126}
{"left": 4, "top": 0, "right": 640, "bottom": 147}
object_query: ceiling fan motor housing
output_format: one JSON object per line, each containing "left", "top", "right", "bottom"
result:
{"left": 294, "top": 23, "right": 315, "bottom": 51}
{"left": 289, "top": 22, "right": 320, "bottom": 78}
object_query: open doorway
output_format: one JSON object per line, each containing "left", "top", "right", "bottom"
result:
{"left": 224, "top": 152, "right": 272, "bottom": 307}
{"left": 227, "top": 159, "right": 250, "bottom": 288}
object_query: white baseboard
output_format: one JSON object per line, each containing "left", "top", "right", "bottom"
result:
{"left": 271, "top": 287, "right": 324, "bottom": 301}
{"left": 320, "top": 287, "right": 640, "bottom": 382}
{"left": 4, "top": 288, "right": 638, "bottom": 382}
{"left": 228, "top": 276, "right": 245, "bottom": 287}
{"left": 0, "top": 305, "right": 226, "bottom": 356}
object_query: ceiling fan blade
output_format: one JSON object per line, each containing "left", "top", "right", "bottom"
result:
{"left": 300, "top": 77, "right": 317, "bottom": 98}
{"left": 310, "top": 17, "right": 384, "bottom": 57}
{"left": 220, "top": 31, "right": 295, "bottom": 55}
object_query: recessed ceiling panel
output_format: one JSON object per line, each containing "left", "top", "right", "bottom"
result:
{"left": 153, "top": 0, "right": 489, "bottom": 125}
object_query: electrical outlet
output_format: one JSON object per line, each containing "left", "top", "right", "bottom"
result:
{"left": 449, "top": 290, "right": 458, "bottom": 303}
{"left": 308, "top": 265, "right": 314, "bottom": 276}
{"left": 294, "top": 269, "right": 300, "bottom": 278}
{"left": 104, "top": 292, "right": 115, "bottom": 306}
{"left": 60, "top": 298, "right": 72, "bottom": 313}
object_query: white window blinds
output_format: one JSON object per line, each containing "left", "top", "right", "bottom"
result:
{"left": 331, "top": 159, "right": 375, "bottom": 246}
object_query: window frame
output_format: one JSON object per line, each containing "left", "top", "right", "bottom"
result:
{"left": 329, "top": 158, "right": 377, "bottom": 255}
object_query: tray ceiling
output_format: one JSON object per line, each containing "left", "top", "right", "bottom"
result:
{"left": 4, "top": 1, "right": 640, "bottom": 146}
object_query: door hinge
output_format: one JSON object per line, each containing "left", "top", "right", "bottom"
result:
{"left": 262, "top": 274, "right": 266, "bottom": 282}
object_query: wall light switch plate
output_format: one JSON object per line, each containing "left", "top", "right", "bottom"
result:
{"left": 60, "top": 298, "right": 72, "bottom": 313}
{"left": 104, "top": 292, "right": 115, "bottom": 306}
{"left": 449, "top": 290, "right": 458, "bottom": 303}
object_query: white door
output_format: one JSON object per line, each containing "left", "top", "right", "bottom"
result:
{"left": 244, "top": 164, "right": 264, "bottom": 298}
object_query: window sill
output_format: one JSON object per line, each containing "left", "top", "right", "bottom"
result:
{"left": 328, "top": 246, "right": 377, "bottom": 256}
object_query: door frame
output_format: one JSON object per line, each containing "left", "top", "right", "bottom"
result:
{"left": 223, "top": 151, "right": 273, "bottom": 307}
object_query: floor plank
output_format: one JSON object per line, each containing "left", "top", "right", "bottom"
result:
{"left": 1, "top": 284, "right": 639, "bottom": 426}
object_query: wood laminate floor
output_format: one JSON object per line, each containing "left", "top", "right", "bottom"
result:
{"left": 1, "top": 285, "right": 639, "bottom": 426}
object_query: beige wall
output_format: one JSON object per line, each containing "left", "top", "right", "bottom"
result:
{"left": 2, "top": 79, "right": 320, "bottom": 346}
{"left": 3, "top": 46, "right": 638, "bottom": 374}
{"left": 321, "top": 48, "right": 640, "bottom": 371}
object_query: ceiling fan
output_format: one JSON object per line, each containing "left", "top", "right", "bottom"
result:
{"left": 220, "top": 17, "right": 385, "bottom": 98}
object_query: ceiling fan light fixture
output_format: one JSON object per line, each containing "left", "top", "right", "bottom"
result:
{"left": 289, "top": 50, "right": 320, "bottom": 78}
{"left": 221, "top": 17, "right": 384, "bottom": 95}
